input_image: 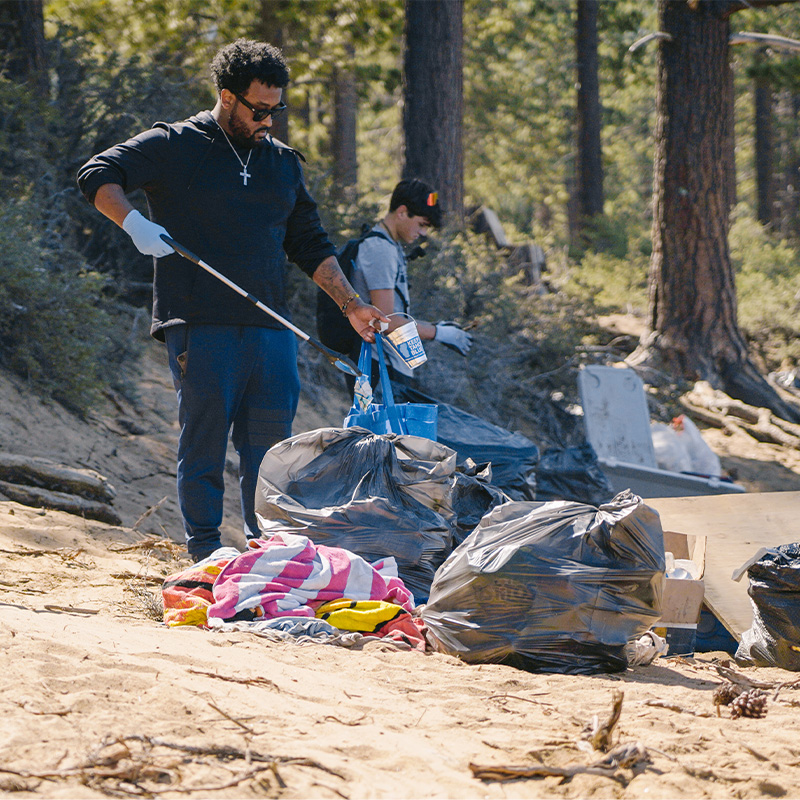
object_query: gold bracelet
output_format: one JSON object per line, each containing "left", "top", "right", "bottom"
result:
{"left": 340, "top": 293, "right": 360, "bottom": 315}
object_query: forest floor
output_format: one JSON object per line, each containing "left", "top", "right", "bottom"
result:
{"left": 2, "top": 326, "right": 800, "bottom": 799}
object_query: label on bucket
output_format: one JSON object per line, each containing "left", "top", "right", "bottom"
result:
{"left": 386, "top": 321, "right": 427, "bottom": 369}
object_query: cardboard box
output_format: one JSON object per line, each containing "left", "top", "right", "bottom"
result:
{"left": 652, "top": 530, "right": 706, "bottom": 655}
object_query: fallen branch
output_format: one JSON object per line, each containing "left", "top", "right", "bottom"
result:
{"left": 582, "top": 689, "right": 624, "bottom": 752}
{"left": 0, "top": 453, "right": 116, "bottom": 502}
{"left": 681, "top": 382, "right": 800, "bottom": 449}
{"left": 643, "top": 700, "right": 713, "bottom": 718}
{"left": 187, "top": 669, "right": 279, "bottom": 690}
{"left": 132, "top": 496, "right": 169, "bottom": 530}
{"left": 0, "top": 481, "right": 121, "bottom": 525}
{"left": 470, "top": 742, "right": 650, "bottom": 784}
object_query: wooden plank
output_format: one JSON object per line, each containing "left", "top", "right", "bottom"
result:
{"left": 649, "top": 491, "right": 800, "bottom": 638}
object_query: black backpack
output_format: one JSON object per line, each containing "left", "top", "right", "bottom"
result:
{"left": 315, "top": 226, "right": 393, "bottom": 355}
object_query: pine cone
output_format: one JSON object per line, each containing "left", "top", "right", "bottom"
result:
{"left": 713, "top": 681, "right": 742, "bottom": 707}
{"left": 730, "top": 688, "right": 768, "bottom": 719}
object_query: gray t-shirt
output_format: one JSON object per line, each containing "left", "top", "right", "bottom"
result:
{"left": 351, "top": 224, "right": 412, "bottom": 376}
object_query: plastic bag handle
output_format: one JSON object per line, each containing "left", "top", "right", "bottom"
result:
{"left": 374, "top": 333, "right": 407, "bottom": 435}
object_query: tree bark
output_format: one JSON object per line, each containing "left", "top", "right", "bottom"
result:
{"left": 0, "top": 0, "right": 47, "bottom": 90}
{"left": 258, "top": 0, "right": 290, "bottom": 143}
{"left": 331, "top": 43, "right": 358, "bottom": 202}
{"left": 754, "top": 49, "right": 775, "bottom": 226}
{"left": 403, "top": 0, "right": 464, "bottom": 223}
{"left": 632, "top": 0, "right": 800, "bottom": 422}
{"left": 575, "top": 0, "right": 604, "bottom": 229}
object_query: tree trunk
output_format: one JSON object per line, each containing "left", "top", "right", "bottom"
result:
{"left": 754, "top": 49, "right": 775, "bottom": 227}
{"left": 0, "top": 0, "right": 47, "bottom": 89}
{"left": 575, "top": 0, "right": 604, "bottom": 233}
{"left": 632, "top": 0, "right": 800, "bottom": 422}
{"left": 258, "top": 0, "right": 290, "bottom": 143}
{"left": 402, "top": 0, "right": 464, "bottom": 223}
{"left": 331, "top": 43, "right": 358, "bottom": 202}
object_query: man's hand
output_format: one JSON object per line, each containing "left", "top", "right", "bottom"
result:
{"left": 435, "top": 321, "right": 473, "bottom": 355}
{"left": 122, "top": 210, "right": 175, "bottom": 257}
{"left": 347, "top": 300, "right": 389, "bottom": 344}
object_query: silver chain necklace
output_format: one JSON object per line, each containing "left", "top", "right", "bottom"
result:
{"left": 215, "top": 119, "right": 253, "bottom": 186}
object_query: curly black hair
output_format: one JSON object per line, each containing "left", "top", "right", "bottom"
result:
{"left": 210, "top": 38, "right": 289, "bottom": 94}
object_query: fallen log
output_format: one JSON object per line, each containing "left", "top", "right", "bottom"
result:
{"left": 0, "top": 453, "right": 116, "bottom": 503}
{"left": 681, "top": 382, "right": 800, "bottom": 450}
{"left": 0, "top": 481, "right": 122, "bottom": 525}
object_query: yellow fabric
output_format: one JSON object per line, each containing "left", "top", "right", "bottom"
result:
{"left": 315, "top": 598, "right": 405, "bottom": 632}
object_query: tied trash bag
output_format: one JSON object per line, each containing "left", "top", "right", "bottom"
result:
{"left": 421, "top": 490, "right": 665, "bottom": 674}
{"left": 736, "top": 543, "right": 800, "bottom": 671}
{"left": 253, "top": 427, "right": 498, "bottom": 602}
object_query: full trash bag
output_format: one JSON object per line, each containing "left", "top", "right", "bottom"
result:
{"left": 254, "top": 427, "right": 502, "bottom": 603}
{"left": 393, "top": 384, "right": 538, "bottom": 500}
{"left": 421, "top": 490, "right": 665, "bottom": 674}
{"left": 736, "top": 543, "right": 800, "bottom": 671}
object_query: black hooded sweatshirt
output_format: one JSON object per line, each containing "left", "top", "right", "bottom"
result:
{"left": 77, "top": 111, "right": 336, "bottom": 340}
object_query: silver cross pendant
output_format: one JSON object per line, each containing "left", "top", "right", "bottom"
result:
{"left": 240, "top": 166, "right": 251, "bottom": 186}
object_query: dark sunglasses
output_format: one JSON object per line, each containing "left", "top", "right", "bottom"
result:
{"left": 234, "top": 93, "right": 287, "bottom": 122}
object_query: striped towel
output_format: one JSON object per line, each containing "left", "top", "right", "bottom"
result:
{"left": 207, "top": 532, "right": 415, "bottom": 621}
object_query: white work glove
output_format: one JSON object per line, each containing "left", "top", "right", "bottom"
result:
{"left": 435, "top": 321, "right": 472, "bottom": 356}
{"left": 122, "top": 209, "right": 175, "bottom": 257}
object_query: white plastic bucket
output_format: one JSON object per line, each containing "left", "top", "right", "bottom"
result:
{"left": 385, "top": 314, "right": 427, "bottom": 370}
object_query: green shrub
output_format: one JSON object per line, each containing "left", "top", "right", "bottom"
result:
{"left": 0, "top": 201, "right": 129, "bottom": 412}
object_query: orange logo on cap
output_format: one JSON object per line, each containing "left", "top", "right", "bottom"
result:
{"left": 427, "top": 192, "right": 438, "bottom": 206}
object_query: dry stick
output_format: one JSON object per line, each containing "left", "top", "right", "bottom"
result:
{"left": 323, "top": 714, "right": 370, "bottom": 726}
{"left": 206, "top": 700, "right": 257, "bottom": 734}
{"left": 470, "top": 742, "right": 649, "bottom": 784}
{"left": 187, "top": 668, "right": 279, "bottom": 691}
{"left": 132, "top": 496, "right": 169, "bottom": 530}
{"left": 123, "top": 736, "right": 345, "bottom": 777}
{"left": 0, "top": 547, "right": 60, "bottom": 557}
{"left": 586, "top": 689, "right": 624, "bottom": 752}
{"left": 643, "top": 700, "right": 714, "bottom": 718}
{"left": 488, "top": 693, "right": 553, "bottom": 706}
{"left": 715, "top": 663, "right": 776, "bottom": 690}
{"left": 42, "top": 605, "right": 99, "bottom": 615}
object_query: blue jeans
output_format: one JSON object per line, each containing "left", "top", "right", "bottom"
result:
{"left": 165, "top": 324, "right": 299, "bottom": 560}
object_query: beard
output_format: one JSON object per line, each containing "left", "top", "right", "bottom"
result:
{"left": 228, "top": 107, "right": 269, "bottom": 148}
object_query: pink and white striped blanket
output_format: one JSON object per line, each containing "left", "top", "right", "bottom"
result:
{"left": 207, "top": 532, "right": 415, "bottom": 620}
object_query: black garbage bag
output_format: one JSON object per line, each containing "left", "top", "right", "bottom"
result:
{"left": 254, "top": 427, "right": 487, "bottom": 603}
{"left": 535, "top": 443, "right": 615, "bottom": 506}
{"left": 421, "top": 490, "right": 665, "bottom": 674}
{"left": 736, "top": 543, "right": 800, "bottom": 670}
{"left": 393, "top": 384, "right": 538, "bottom": 500}
{"left": 450, "top": 460, "right": 509, "bottom": 547}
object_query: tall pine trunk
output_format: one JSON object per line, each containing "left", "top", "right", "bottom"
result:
{"left": 331, "top": 46, "right": 358, "bottom": 202}
{"left": 633, "top": 0, "right": 799, "bottom": 420}
{"left": 754, "top": 48, "right": 775, "bottom": 227}
{"left": 258, "top": 0, "right": 290, "bottom": 143}
{"left": 575, "top": 0, "right": 604, "bottom": 240}
{"left": 402, "top": 0, "right": 464, "bottom": 222}
{"left": 0, "top": 0, "right": 47, "bottom": 90}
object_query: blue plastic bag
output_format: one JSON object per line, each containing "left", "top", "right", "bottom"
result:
{"left": 344, "top": 335, "right": 437, "bottom": 439}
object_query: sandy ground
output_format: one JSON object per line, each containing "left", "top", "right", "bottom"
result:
{"left": 2, "top": 340, "right": 800, "bottom": 799}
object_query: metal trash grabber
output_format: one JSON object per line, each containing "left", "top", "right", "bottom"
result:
{"left": 161, "top": 235, "right": 362, "bottom": 377}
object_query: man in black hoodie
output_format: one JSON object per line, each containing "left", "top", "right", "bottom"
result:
{"left": 78, "top": 39, "right": 385, "bottom": 561}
